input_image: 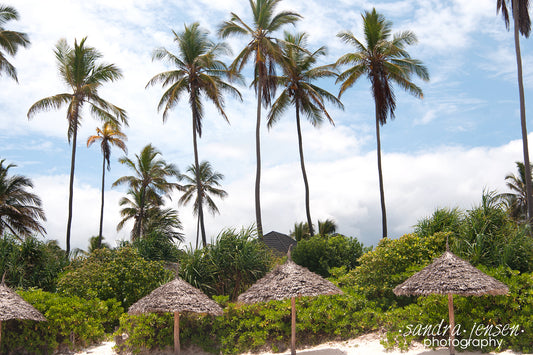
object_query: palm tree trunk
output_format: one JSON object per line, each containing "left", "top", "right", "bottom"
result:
{"left": 375, "top": 109, "right": 388, "bottom": 239}
{"left": 295, "top": 104, "right": 314, "bottom": 236}
{"left": 513, "top": 0, "right": 533, "bottom": 222}
{"left": 255, "top": 84, "right": 264, "bottom": 239}
{"left": 66, "top": 115, "right": 78, "bottom": 255}
{"left": 136, "top": 187, "right": 145, "bottom": 240}
{"left": 98, "top": 155, "right": 106, "bottom": 248}
{"left": 192, "top": 104, "right": 207, "bottom": 247}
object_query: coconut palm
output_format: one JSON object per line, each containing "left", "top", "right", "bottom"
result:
{"left": 113, "top": 144, "right": 180, "bottom": 240}
{"left": 497, "top": 161, "right": 532, "bottom": 222}
{"left": 179, "top": 161, "right": 228, "bottom": 248}
{"left": 147, "top": 23, "right": 240, "bottom": 248}
{"left": 497, "top": 0, "right": 533, "bottom": 221}
{"left": 87, "top": 122, "right": 127, "bottom": 248}
{"left": 0, "top": 159, "right": 46, "bottom": 239}
{"left": 219, "top": 0, "right": 301, "bottom": 238}
{"left": 290, "top": 221, "right": 310, "bottom": 241}
{"left": 27, "top": 37, "right": 127, "bottom": 253}
{"left": 318, "top": 218, "right": 337, "bottom": 236}
{"left": 267, "top": 32, "right": 343, "bottom": 236}
{"left": 336, "top": 8, "right": 429, "bottom": 239}
{"left": 0, "top": 4, "right": 30, "bottom": 82}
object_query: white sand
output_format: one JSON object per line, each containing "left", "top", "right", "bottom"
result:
{"left": 73, "top": 333, "right": 530, "bottom": 355}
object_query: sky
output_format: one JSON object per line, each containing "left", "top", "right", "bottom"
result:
{"left": 1, "top": 0, "right": 532, "bottom": 251}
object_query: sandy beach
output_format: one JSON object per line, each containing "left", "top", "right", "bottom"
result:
{"left": 72, "top": 333, "right": 530, "bottom": 355}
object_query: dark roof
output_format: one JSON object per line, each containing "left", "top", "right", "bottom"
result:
{"left": 263, "top": 231, "right": 296, "bottom": 254}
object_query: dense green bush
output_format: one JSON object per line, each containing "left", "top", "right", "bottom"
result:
{"left": 179, "top": 227, "right": 273, "bottom": 300}
{"left": 115, "top": 293, "right": 383, "bottom": 354}
{"left": 1, "top": 289, "right": 122, "bottom": 355}
{"left": 57, "top": 246, "right": 174, "bottom": 309}
{"left": 0, "top": 235, "right": 67, "bottom": 292}
{"left": 338, "top": 232, "right": 448, "bottom": 308}
{"left": 131, "top": 231, "right": 184, "bottom": 262}
{"left": 292, "top": 234, "right": 364, "bottom": 277}
{"left": 383, "top": 267, "right": 533, "bottom": 353}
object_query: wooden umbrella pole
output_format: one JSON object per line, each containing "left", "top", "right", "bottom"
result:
{"left": 174, "top": 312, "right": 180, "bottom": 355}
{"left": 448, "top": 294, "right": 455, "bottom": 355}
{"left": 291, "top": 296, "right": 296, "bottom": 355}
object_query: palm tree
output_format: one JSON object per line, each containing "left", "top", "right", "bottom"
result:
{"left": 0, "top": 159, "right": 46, "bottom": 238}
{"left": 179, "top": 161, "right": 228, "bottom": 248}
{"left": 267, "top": 32, "right": 343, "bottom": 236}
{"left": 27, "top": 37, "right": 127, "bottom": 253}
{"left": 497, "top": 0, "right": 533, "bottom": 221}
{"left": 290, "top": 221, "right": 310, "bottom": 241}
{"left": 219, "top": 0, "right": 301, "bottom": 238}
{"left": 147, "top": 23, "right": 240, "bottom": 247}
{"left": 318, "top": 218, "right": 337, "bottom": 236}
{"left": 87, "top": 122, "right": 127, "bottom": 248}
{"left": 0, "top": 5, "right": 30, "bottom": 82}
{"left": 498, "top": 161, "right": 532, "bottom": 222}
{"left": 336, "top": 8, "right": 429, "bottom": 239}
{"left": 113, "top": 144, "right": 180, "bottom": 240}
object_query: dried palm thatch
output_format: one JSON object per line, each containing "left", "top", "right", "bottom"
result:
{"left": 238, "top": 259, "right": 342, "bottom": 303}
{"left": 393, "top": 251, "right": 509, "bottom": 296}
{"left": 238, "top": 258, "right": 342, "bottom": 355}
{"left": 128, "top": 277, "right": 222, "bottom": 355}
{"left": 0, "top": 275, "right": 46, "bottom": 349}
{"left": 393, "top": 249, "right": 509, "bottom": 355}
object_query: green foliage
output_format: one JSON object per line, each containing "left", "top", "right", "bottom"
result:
{"left": 132, "top": 231, "right": 183, "bottom": 262}
{"left": 179, "top": 227, "right": 273, "bottom": 300}
{"left": 292, "top": 234, "right": 364, "bottom": 277}
{"left": 340, "top": 232, "right": 448, "bottom": 308}
{"left": 115, "top": 293, "right": 383, "bottom": 354}
{"left": 1, "top": 289, "right": 122, "bottom": 355}
{"left": 0, "top": 235, "right": 66, "bottom": 292}
{"left": 383, "top": 267, "right": 533, "bottom": 353}
{"left": 56, "top": 245, "right": 173, "bottom": 309}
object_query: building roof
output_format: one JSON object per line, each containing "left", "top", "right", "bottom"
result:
{"left": 263, "top": 231, "right": 297, "bottom": 255}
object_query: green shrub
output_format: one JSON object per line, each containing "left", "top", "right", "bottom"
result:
{"left": 1, "top": 289, "right": 123, "bottom": 355}
{"left": 339, "top": 232, "right": 448, "bottom": 308}
{"left": 0, "top": 235, "right": 67, "bottom": 292}
{"left": 57, "top": 246, "right": 174, "bottom": 309}
{"left": 132, "top": 231, "right": 184, "bottom": 262}
{"left": 292, "top": 234, "right": 364, "bottom": 277}
{"left": 179, "top": 227, "right": 273, "bottom": 300}
{"left": 383, "top": 267, "right": 533, "bottom": 353}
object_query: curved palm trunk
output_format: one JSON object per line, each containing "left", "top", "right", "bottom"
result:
{"left": 513, "top": 0, "right": 533, "bottom": 222}
{"left": 191, "top": 98, "right": 207, "bottom": 247}
{"left": 375, "top": 108, "right": 388, "bottom": 239}
{"left": 66, "top": 114, "right": 79, "bottom": 255}
{"left": 136, "top": 187, "right": 146, "bottom": 241}
{"left": 255, "top": 85, "right": 264, "bottom": 239}
{"left": 97, "top": 155, "right": 106, "bottom": 248}
{"left": 295, "top": 104, "right": 314, "bottom": 236}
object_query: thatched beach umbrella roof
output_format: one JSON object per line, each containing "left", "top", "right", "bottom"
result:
{"left": 393, "top": 251, "right": 509, "bottom": 296}
{"left": 128, "top": 277, "right": 222, "bottom": 355}
{"left": 393, "top": 248, "right": 508, "bottom": 355}
{"left": 238, "top": 257, "right": 342, "bottom": 355}
{"left": 238, "top": 259, "right": 342, "bottom": 303}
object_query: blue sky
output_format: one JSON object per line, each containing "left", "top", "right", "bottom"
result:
{"left": 1, "top": 0, "right": 532, "bottom": 250}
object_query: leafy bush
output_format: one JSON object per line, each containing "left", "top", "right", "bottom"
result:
{"left": 179, "top": 227, "right": 273, "bottom": 300}
{"left": 57, "top": 246, "right": 174, "bottom": 309}
{"left": 131, "top": 231, "right": 184, "bottom": 262}
{"left": 292, "top": 234, "right": 364, "bottom": 277}
{"left": 383, "top": 267, "right": 533, "bottom": 353}
{"left": 1, "top": 289, "right": 122, "bottom": 355}
{"left": 0, "top": 235, "right": 67, "bottom": 292}
{"left": 339, "top": 232, "right": 448, "bottom": 308}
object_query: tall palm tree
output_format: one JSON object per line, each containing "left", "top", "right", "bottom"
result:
{"left": 113, "top": 144, "right": 180, "bottom": 240}
{"left": 498, "top": 161, "right": 532, "bottom": 222}
{"left": 497, "top": 0, "right": 533, "bottom": 221}
{"left": 219, "top": 0, "right": 301, "bottom": 238}
{"left": 87, "top": 122, "right": 127, "bottom": 248}
{"left": 0, "top": 5, "right": 30, "bottom": 82}
{"left": 178, "top": 161, "right": 228, "bottom": 248}
{"left": 336, "top": 8, "right": 429, "bottom": 239}
{"left": 0, "top": 159, "right": 46, "bottom": 238}
{"left": 27, "top": 37, "right": 127, "bottom": 253}
{"left": 147, "top": 23, "right": 240, "bottom": 247}
{"left": 267, "top": 32, "right": 343, "bottom": 236}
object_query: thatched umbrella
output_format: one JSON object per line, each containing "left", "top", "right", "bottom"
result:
{"left": 393, "top": 244, "right": 508, "bottom": 355}
{"left": 128, "top": 277, "right": 223, "bottom": 355}
{"left": 0, "top": 273, "right": 46, "bottom": 349}
{"left": 238, "top": 254, "right": 342, "bottom": 355}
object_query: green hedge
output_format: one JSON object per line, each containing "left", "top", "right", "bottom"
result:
{"left": 0, "top": 289, "right": 123, "bottom": 355}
